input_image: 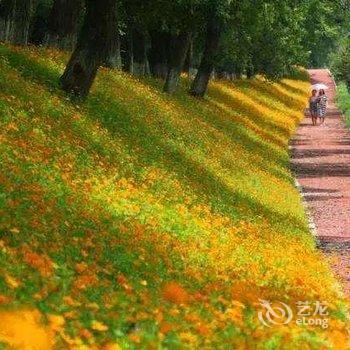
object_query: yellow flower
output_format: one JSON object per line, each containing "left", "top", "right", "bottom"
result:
{"left": 5, "top": 275, "right": 19, "bottom": 289}
{"left": 179, "top": 332, "right": 197, "bottom": 343}
{"left": 48, "top": 314, "right": 65, "bottom": 332}
{"left": 102, "top": 344, "right": 121, "bottom": 350}
{"left": 91, "top": 321, "right": 108, "bottom": 332}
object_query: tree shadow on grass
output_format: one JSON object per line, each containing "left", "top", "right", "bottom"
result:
{"left": 279, "top": 81, "right": 308, "bottom": 96}
{"left": 105, "top": 73, "right": 294, "bottom": 178}
{"left": 2, "top": 46, "right": 297, "bottom": 183}
{"left": 1, "top": 46, "right": 293, "bottom": 181}
{"left": 133, "top": 73, "right": 290, "bottom": 144}
{"left": 248, "top": 79, "right": 304, "bottom": 115}
{"left": 85, "top": 90, "right": 307, "bottom": 233}
{"left": 233, "top": 83, "right": 304, "bottom": 124}
{"left": 0, "top": 45, "right": 62, "bottom": 91}
{"left": 209, "top": 98, "right": 286, "bottom": 148}
{"left": 207, "top": 83, "right": 291, "bottom": 140}
{"left": 1, "top": 46, "right": 308, "bottom": 233}
{"left": 179, "top": 95, "right": 286, "bottom": 154}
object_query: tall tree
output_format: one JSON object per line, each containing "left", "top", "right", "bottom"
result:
{"left": 60, "top": 0, "right": 118, "bottom": 98}
{"left": 302, "top": 0, "right": 342, "bottom": 68}
{"left": 329, "top": 2, "right": 350, "bottom": 88}
{"left": 190, "top": 15, "right": 222, "bottom": 97}
{"left": 44, "top": 0, "right": 83, "bottom": 50}
{"left": 119, "top": 0, "right": 151, "bottom": 76}
{"left": 160, "top": 0, "right": 194, "bottom": 93}
{"left": 214, "top": 0, "right": 311, "bottom": 81}
{"left": 330, "top": 37, "right": 350, "bottom": 90}
{"left": 148, "top": 30, "right": 170, "bottom": 79}
{"left": 120, "top": 0, "right": 193, "bottom": 86}
{"left": 249, "top": 1, "right": 307, "bottom": 79}
{"left": 29, "top": 0, "right": 52, "bottom": 45}
{"left": 163, "top": 32, "right": 191, "bottom": 93}
{"left": 131, "top": 26, "right": 149, "bottom": 76}
{"left": 0, "top": 0, "right": 35, "bottom": 44}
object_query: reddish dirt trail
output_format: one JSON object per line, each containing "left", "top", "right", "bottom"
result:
{"left": 292, "top": 69, "right": 350, "bottom": 297}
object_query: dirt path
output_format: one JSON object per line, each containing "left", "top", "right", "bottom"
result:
{"left": 292, "top": 69, "right": 350, "bottom": 297}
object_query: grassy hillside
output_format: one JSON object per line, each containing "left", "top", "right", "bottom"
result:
{"left": 0, "top": 45, "right": 348, "bottom": 349}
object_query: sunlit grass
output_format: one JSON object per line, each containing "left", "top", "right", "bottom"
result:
{"left": 0, "top": 45, "right": 348, "bottom": 349}
{"left": 336, "top": 82, "right": 350, "bottom": 128}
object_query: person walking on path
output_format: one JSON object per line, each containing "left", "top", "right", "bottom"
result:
{"left": 309, "top": 89, "right": 319, "bottom": 126}
{"left": 292, "top": 69, "right": 350, "bottom": 296}
{"left": 317, "top": 89, "right": 328, "bottom": 125}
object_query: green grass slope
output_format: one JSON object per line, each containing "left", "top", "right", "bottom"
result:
{"left": 336, "top": 82, "right": 350, "bottom": 128}
{"left": 0, "top": 45, "right": 348, "bottom": 349}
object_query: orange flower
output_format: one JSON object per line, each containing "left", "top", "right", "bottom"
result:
{"left": 79, "top": 328, "right": 93, "bottom": 340}
{"left": 196, "top": 324, "right": 210, "bottom": 336}
{"left": 75, "top": 262, "right": 88, "bottom": 274}
{"left": 159, "top": 322, "right": 174, "bottom": 334}
{"left": 23, "top": 251, "right": 53, "bottom": 277}
{"left": 0, "top": 294, "right": 11, "bottom": 304}
{"left": 116, "top": 274, "right": 127, "bottom": 285}
{"left": 102, "top": 344, "right": 121, "bottom": 350}
{"left": 162, "top": 282, "right": 190, "bottom": 304}
{"left": 128, "top": 334, "right": 141, "bottom": 344}
{"left": 74, "top": 274, "right": 98, "bottom": 290}
{"left": 63, "top": 296, "right": 79, "bottom": 306}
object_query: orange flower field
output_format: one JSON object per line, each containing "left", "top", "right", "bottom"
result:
{"left": 0, "top": 45, "right": 348, "bottom": 349}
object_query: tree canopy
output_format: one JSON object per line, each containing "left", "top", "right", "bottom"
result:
{"left": 0, "top": 0, "right": 348, "bottom": 97}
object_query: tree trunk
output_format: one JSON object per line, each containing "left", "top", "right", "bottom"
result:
{"left": 60, "top": 0, "right": 118, "bottom": 99}
{"left": 101, "top": 5, "right": 121, "bottom": 69}
{"left": 104, "top": 32, "right": 121, "bottom": 69}
{"left": 44, "top": 0, "right": 83, "bottom": 50}
{"left": 29, "top": 0, "right": 53, "bottom": 45}
{"left": 229, "top": 72, "right": 236, "bottom": 81}
{"left": 183, "top": 37, "right": 194, "bottom": 77}
{"left": 121, "top": 25, "right": 149, "bottom": 76}
{"left": 121, "top": 28, "right": 133, "bottom": 73}
{"left": 217, "top": 70, "right": 228, "bottom": 80}
{"left": 246, "top": 65, "right": 255, "bottom": 79}
{"left": 0, "top": 0, "right": 34, "bottom": 44}
{"left": 148, "top": 30, "right": 170, "bottom": 79}
{"left": 190, "top": 18, "right": 221, "bottom": 97}
{"left": 234, "top": 67, "right": 243, "bottom": 80}
{"left": 163, "top": 32, "right": 191, "bottom": 93}
{"left": 0, "top": 0, "right": 16, "bottom": 42}
{"left": 132, "top": 27, "right": 149, "bottom": 77}
{"left": 152, "top": 62, "right": 168, "bottom": 79}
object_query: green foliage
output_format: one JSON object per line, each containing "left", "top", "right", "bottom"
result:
{"left": 330, "top": 36, "right": 350, "bottom": 85}
{"left": 25, "top": 0, "right": 350, "bottom": 97}
{"left": 217, "top": 0, "right": 309, "bottom": 79}
{"left": 329, "top": 3, "right": 350, "bottom": 83}
{"left": 336, "top": 82, "right": 350, "bottom": 128}
{"left": 302, "top": 0, "right": 344, "bottom": 68}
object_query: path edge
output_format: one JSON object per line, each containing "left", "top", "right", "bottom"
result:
{"left": 290, "top": 69, "right": 350, "bottom": 298}
{"left": 289, "top": 69, "right": 337, "bottom": 245}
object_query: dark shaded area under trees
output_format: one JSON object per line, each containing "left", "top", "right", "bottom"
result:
{"left": 0, "top": 0, "right": 348, "bottom": 98}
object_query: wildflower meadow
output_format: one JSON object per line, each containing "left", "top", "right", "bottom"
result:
{"left": 0, "top": 44, "right": 348, "bottom": 349}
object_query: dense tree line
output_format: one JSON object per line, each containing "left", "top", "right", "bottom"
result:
{"left": 0, "top": 0, "right": 347, "bottom": 98}
{"left": 330, "top": 1, "right": 350, "bottom": 89}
